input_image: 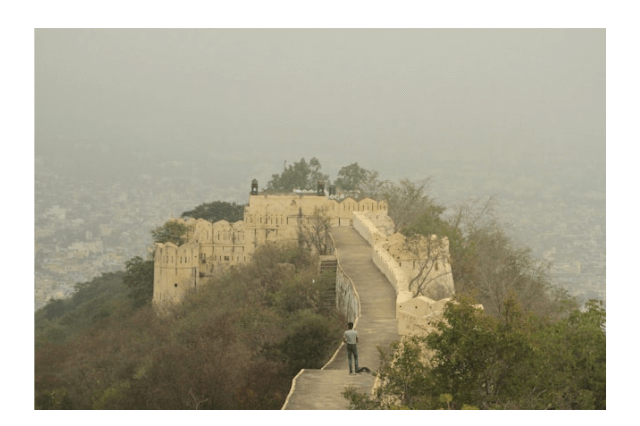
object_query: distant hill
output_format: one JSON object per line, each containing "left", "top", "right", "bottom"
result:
{"left": 35, "top": 271, "right": 130, "bottom": 347}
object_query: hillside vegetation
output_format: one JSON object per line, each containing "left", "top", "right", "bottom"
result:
{"left": 344, "top": 295, "right": 605, "bottom": 410}
{"left": 35, "top": 243, "right": 343, "bottom": 409}
{"left": 35, "top": 162, "right": 605, "bottom": 410}
{"left": 35, "top": 271, "right": 130, "bottom": 347}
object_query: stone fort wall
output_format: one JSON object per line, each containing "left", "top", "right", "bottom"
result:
{"left": 153, "top": 187, "right": 457, "bottom": 337}
{"left": 352, "top": 211, "right": 456, "bottom": 337}
{"left": 153, "top": 192, "right": 388, "bottom": 304}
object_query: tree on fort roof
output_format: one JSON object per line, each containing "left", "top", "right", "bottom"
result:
{"left": 356, "top": 169, "right": 384, "bottom": 199}
{"left": 333, "top": 163, "right": 385, "bottom": 199}
{"left": 150, "top": 220, "right": 189, "bottom": 246}
{"left": 181, "top": 201, "right": 245, "bottom": 223}
{"left": 266, "top": 157, "right": 329, "bottom": 192}
{"left": 307, "top": 157, "right": 328, "bottom": 189}
{"left": 334, "top": 163, "right": 367, "bottom": 191}
{"left": 334, "top": 163, "right": 371, "bottom": 191}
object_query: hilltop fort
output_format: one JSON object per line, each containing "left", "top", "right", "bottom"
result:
{"left": 153, "top": 180, "right": 456, "bottom": 338}
{"left": 153, "top": 181, "right": 390, "bottom": 303}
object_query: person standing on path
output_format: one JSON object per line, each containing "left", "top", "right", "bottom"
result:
{"left": 343, "top": 322, "right": 359, "bottom": 374}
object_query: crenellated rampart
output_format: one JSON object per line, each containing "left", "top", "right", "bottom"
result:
{"left": 352, "top": 211, "right": 455, "bottom": 336}
{"left": 153, "top": 189, "right": 455, "bottom": 338}
{"left": 152, "top": 192, "right": 389, "bottom": 305}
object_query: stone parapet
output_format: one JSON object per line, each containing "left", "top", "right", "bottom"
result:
{"left": 329, "top": 233, "right": 360, "bottom": 323}
{"left": 335, "top": 262, "right": 360, "bottom": 324}
{"left": 352, "top": 211, "right": 455, "bottom": 336}
{"left": 352, "top": 211, "right": 377, "bottom": 246}
{"left": 397, "top": 296, "right": 451, "bottom": 336}
{"left": 371, "top": 245, "right": 410, "bottom": 294}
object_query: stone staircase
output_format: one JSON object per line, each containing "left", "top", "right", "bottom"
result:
{"left": 318, "top": 255, "right": 338, "bottom": 273}
{"left": 318, "top": 285, "right": 336, "bottom": 312}
{"left": 318, "top": 255, "right": 338, "bottom": 311}
{"left": 282, "top": 227, "right": 400, "bottom": 410}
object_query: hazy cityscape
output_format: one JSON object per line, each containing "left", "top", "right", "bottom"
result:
{"left": 34, "top": 29, "right": 605, "bottom": 310}
{"left": 34, "top": 147, "right": 605, "bottom": 310}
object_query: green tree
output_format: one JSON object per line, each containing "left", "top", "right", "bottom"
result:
{"left": 334, "top": 163, "right": 372, "bottom": 191}
{"left": 423, "top": 295, "right": 536, "bottom": 409}
{"left": 181, "top": 201, "right": 245, "bottom": 223}
{"left": 356, "top": 169, "right": 384, "bottom": 199}
{"left": 123, "top": 256, "right": 155, "bottom": 308}
{"left": 343, "top": 295, "right": 605, "bottom": 410}
{"left": 334, "top": 163, "right": 368, "bottom": 191}
{"left": 403, "top": 204, "right": 460, "bottom": 245}
{"left": 40, "top": 298, "right": 67, "bottom": 321}
{"left": 333, "top": 163, "right": 384, "bottom": 199}
{"left": 266, "top": 157, "right": 329, "bottom": 192}
{"left": 266, "top": 309, "right": 343, "bottom": 375}
{"left": 150, "top": 220, "right": 189, "bottom": 246}
{"left": 307, "top": 157, "right": 329, "bottom": 189}
{"left": 530, "top": 299, "right": 606, "bottom": 409}
{"left": 404, "top": 197, "right": 575, "bottom": 320}
{"left": 381, "top": 178, "right": 436, "bottom": 233}
{"left": 35, "top": 271, "right": 130, "bottom": 347}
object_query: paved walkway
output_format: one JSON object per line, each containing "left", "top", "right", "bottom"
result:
{"left": 282, "top": 226, "right": 399, "bottom": 410}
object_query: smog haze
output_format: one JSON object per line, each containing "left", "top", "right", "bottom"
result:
{"left": 34, "top": 28, "right": 606, "bottom": 307}
{"left": 35, "top": 29, "right": 604, "bottom": 187}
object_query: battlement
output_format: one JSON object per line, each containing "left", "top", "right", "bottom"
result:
{"left": 153, "top": 184, "right": 460, "bottom": 344}
{"left": 245, "top": 193, "right": 387, "bottom": 227}
{"left": 152, "top": 189, "right": 388, "bottom": 304}
{"left": 352, "top": 211, "right": 456, "bottom": 336}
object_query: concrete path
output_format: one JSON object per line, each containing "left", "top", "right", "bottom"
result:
{"left": 282, "top": 226, "right": 399, "bottom": 410}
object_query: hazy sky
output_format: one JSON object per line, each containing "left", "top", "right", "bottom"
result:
{"left": 35, "top": 28, "right": 605, "bottom": 188}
